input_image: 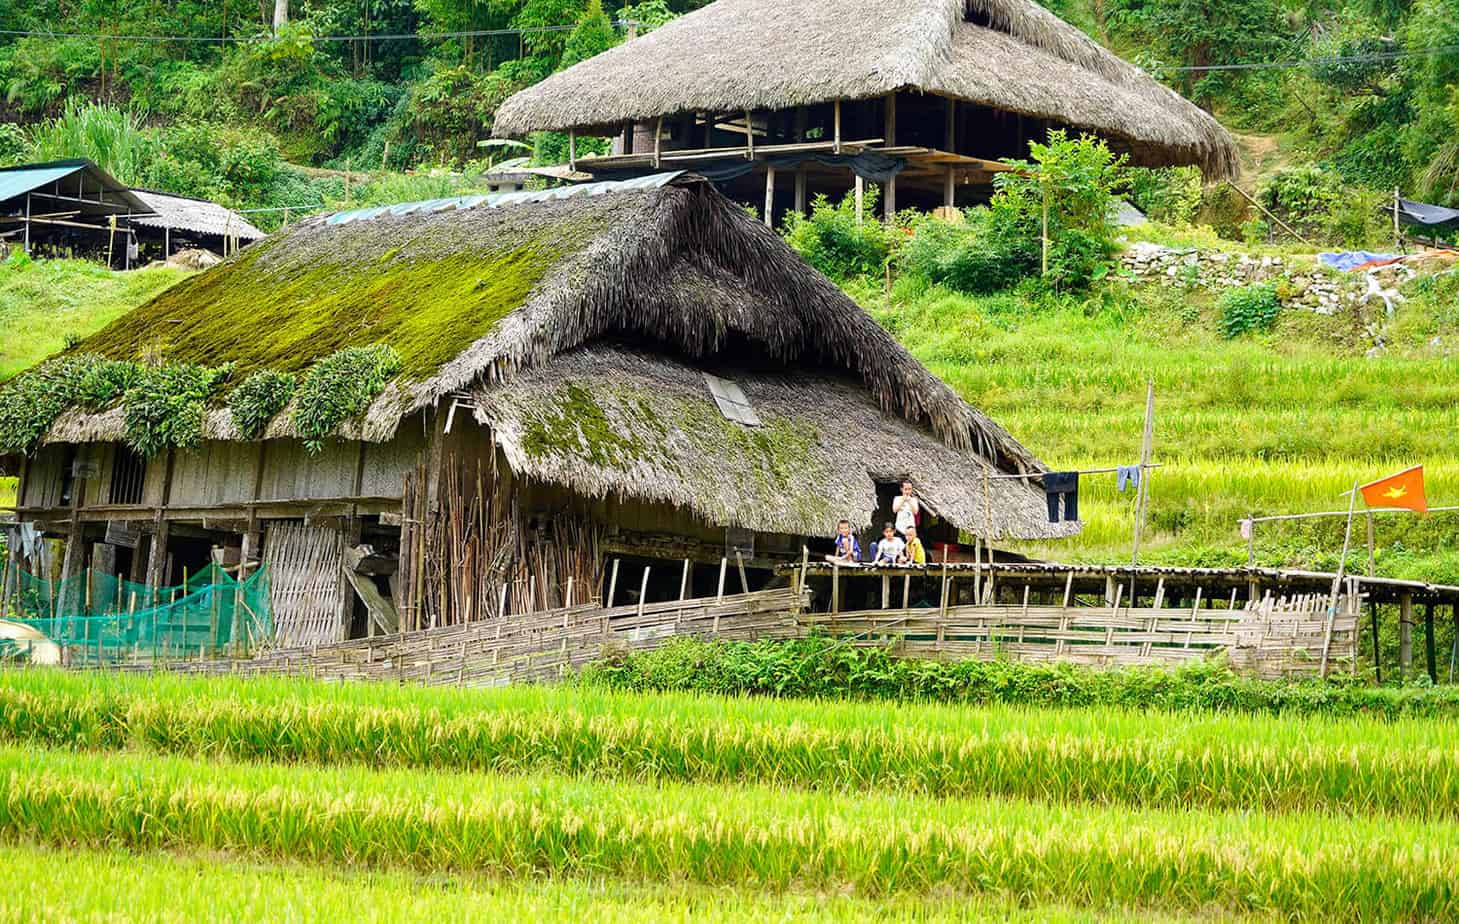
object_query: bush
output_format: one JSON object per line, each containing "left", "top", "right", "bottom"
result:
{"left": 227, "top": 370, "right": 297, "bottom": 440}
{"left": 582, "top": 637, "right": 1459, "bottom": 719}
{"left": 122, "top": 362, "right": 234, "bottom": 458}
{"left": 781, "top": 188, "right": 898, "bottom": 282}
{"left": 292, "top": 345, "right": 401, "bottom": 453}
{"left": 1218, "top": 283, "right": 1282, "bottom": 338}
{"left": 900, "top": 210, "right": 1037, "bottom": 294}
{"left": 1126, "top": 167, "right": 1204, "bottom": 225}
{"left": 991, "top": 130, "right": 1127, "bottom": 291}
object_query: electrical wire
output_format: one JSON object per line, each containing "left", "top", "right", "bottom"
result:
{"left": 0, "top": 21, "right": 636, "bottom": 44}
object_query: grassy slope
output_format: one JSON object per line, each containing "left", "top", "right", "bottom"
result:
{"left": 851, "top": 263, "right": 1459, "bottom": 584}
{"left": 0, "top": 257, "right": 192, "bottom": 383}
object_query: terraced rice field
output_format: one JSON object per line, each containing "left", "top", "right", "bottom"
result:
{"left": 2, "top": 669, "right": 1455, "bottom": 921}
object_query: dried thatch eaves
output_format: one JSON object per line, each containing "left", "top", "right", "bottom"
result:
{"left": 61, "top": 173, "right": 1041, "bottom": 474}
{"left": 493, "top": 0, "right": 1238, "bottom": 177}
{"left": 477, "top": 344, "right": 1076, "bottom": 541}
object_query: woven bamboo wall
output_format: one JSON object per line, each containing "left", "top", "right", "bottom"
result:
{"left": 804, "top": 592, "right": 1359, "bottom": 679}
{"left": 174, "top": 587, "right": 804, "bottom": 686}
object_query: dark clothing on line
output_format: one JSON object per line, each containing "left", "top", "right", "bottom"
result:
{"left": 1044, "top": 471, "right": 1079, "bottom": 523}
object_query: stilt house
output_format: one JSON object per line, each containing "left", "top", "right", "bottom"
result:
{"left": 1, "top": 174, "right": 1074, "bottom": 646}
{"left": 492, "top": 0, "right": 1240, "bottom": 222}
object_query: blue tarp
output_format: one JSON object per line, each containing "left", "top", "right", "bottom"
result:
{"left": 1318, "top": 251, "right": 1399, "bottom": 271}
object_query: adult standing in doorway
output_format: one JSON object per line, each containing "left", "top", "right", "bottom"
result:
{"left": 893, "top": 480, "right": 921, "bottom": 537}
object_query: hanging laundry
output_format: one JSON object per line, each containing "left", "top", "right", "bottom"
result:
{"left": 1116, "top": 465, "right": 1141, "bottom": 493}
{"left": 1044, "top": 472, "right": 1079, "bottom": 523}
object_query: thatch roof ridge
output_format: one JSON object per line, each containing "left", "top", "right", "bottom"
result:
{"left": 492, "top": 0, "right": 1238, "bottom": 177}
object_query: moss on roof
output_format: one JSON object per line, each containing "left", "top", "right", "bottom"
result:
{"left": 74, "top": 196, "right": 628, "bottom": 383}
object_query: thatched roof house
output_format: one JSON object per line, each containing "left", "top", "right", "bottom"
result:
{"left": 493, "top": 0, "right": 1238, "bottom": 221}
{"left": 5, "top": 173, "right": 1072, "bottom": 646}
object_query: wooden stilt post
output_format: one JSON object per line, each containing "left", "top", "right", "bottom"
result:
{"left": 881, "top": 573, "right": 890, "bottom": 610}
{"left": 716, "top": 558, "right": 727, "bottom": 602}
{"left": 794, "top": 166, "right": 807, "bottom": 216}
{"left": 636, "top": 567, "right": 650, "bottom": 619}
{"left": 833, "top": 100, "right": 842, "bottom": 154}
{"left": 605, "top": 558, "right": 620, "bottom": 609}
{"left": 831, "top": 560, "right": 840, "bottom": 614}
{"left": 1371, "top": 599, "right": 1383, "bottom": 684}
{"left": 679, "top": 559, "right": 691, "bottom": 601}
{"left": 653, "top": 115, "right": 663, "bottom": 169}
{"left": 763, "top": 166, "right": 776, "bottom": 227}
{"left": 1425, "top": 601, "right": 1437, "bottom": 683}
{"left": 1399, "top": 592, "right": 1414, "bottom": 679}
{"left": 735, "top": 551, "right": 749, "bottom": 595}
{"left": 854, "top": 175, "right": 864, "bottom": 225}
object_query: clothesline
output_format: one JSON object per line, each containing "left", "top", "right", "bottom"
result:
{"left": 985, "top": 463, "right": 1164, "bottom": 481}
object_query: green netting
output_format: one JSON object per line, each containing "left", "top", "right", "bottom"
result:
{"left": 4, "top": 564, "right": 272, "bottom": 664}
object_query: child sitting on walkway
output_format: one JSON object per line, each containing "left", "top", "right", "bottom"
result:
{"left": 827, "top": 519, "right": 861, "bottom": 564}
{"left": 871, "top": 523, "right": 905, "bottom": 566}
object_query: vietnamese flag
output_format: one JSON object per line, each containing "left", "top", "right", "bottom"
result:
{"left": 1359, "top": 465, "right": 1427, "bottom": 513}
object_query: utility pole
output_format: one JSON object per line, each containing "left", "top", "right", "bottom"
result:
{"left": 1131, "top": 380, "right": 1155, "bottom": 566}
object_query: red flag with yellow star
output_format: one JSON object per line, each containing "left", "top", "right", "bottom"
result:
{"left": 1359, "top": 466, "right": 1427, "bottom": 513}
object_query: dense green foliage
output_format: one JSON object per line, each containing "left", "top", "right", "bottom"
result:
{"left": 227, "top": 370, "right": 298, "bottom": 439}
{"left": 0, "top": 352, "right": 137, "bottom": 454}
{"left": 291, "top": 344, "right": 401, "bottom": 452}
{"left": 796, "top": 132, "right": 1125, "bottom": 293}
{"left": 121, "top": 361, "right": 233, "bottom": 456}
{"left": 586, "top": 637, "right": 1459, "bottom": 717}
{"left": 1217, "top": 282, "right": 1283, "bottom": 336}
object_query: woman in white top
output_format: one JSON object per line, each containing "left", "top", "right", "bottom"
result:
{"left": 892, "top": 480, "right": 920, "bottom": 535}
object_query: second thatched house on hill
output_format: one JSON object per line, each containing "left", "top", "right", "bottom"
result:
{"left": 493, "top": 0, "right": 1239, "bottom": 223}
{"left": 1, "top": 173, "right": 1074, "bottom": 647}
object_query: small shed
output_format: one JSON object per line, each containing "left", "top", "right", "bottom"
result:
{"left": 0, "top": 159, "right": 262, "bottom": 267}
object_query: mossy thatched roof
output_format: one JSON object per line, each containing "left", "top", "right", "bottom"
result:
{"left": 493, "top": 0, "right": 1238, "bottom": 177}
{"left": 59, "top": 174, "right": 1044, "bottom": 475}
{"left": 479, "top": 344, "right": 1076, "bottom": 540}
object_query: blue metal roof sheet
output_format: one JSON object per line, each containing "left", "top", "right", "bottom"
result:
{"left": 323, "top": 171, "right": 686, "bottom": 226}
{"left": 0, "top": 163, "right": 88, "bottom": 203}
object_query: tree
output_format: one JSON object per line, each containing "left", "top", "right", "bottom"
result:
{"left": 561, "top": 0, "right": 617, "bottom": 68}
{"left": 273, "top": 0, "right": 288, "bottom": 33}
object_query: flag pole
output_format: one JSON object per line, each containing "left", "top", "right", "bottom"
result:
{"left": 1321, "top": 480, "right": 1360, "bottom": 678}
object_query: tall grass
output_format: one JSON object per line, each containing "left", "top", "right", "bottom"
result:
{"left": 24, "top": 100, "right": 157, "bottom": 187}
{"left": 4, "top": 671, "right": 1458, "bottom": 819}
{"left": 5, "top": 744, "right": 1457, "bottom": 919}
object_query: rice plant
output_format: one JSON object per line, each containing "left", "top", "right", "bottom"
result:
{"left": 6, "top": 841, "right": 1131, "bottom": 924}
{"left": 3, "top": 744, "right": 1456, "bottom": 920}
{"left": 4, "top": 671, "right": 1458, "bottom": 819}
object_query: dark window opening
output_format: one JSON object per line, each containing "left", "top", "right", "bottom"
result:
{"left": 964, "top": 1, "right": 993, "bottom": 26}
{"left": 109, "top": 447, "right": 147, "bottom": 505}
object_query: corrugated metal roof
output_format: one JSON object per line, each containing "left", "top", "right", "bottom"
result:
{"left": 0, "top": 162, "right": 88, "bottom": 203}
{"left": 129, "top": 189, "right": 266, "bottom": 240}
{"left": 324, "top": 171, "right": 687, "bottom": 226}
